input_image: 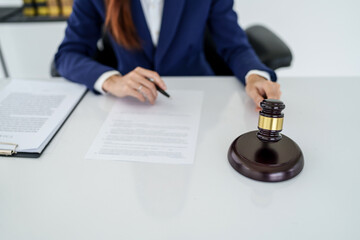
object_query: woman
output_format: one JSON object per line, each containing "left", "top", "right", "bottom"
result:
{"left": 55, "top": 0, "right": 281, "bottom": 109}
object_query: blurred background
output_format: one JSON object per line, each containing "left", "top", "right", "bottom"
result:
{"left": 0, "top": 0, "right": 359, "bottom": 79}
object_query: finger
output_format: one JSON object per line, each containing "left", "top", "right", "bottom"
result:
{"left": 120, "top": 75, "right": 149, "bottom": 103}
{"left": 134, "top": 67, "right": 167, "bottom": 90}
{"left": 127, "top": 89, "right": 146, "bottom": 103}
{"left": 137, "top": 84, "right": 156, "bottom": 104}
{"left": 263, "top": 82, "right": 281, "bottom": 99}
{"left": 128, "top": 77, "right": 157, "bottom": 98}
{"left": 128, "top": 72, "right": 158, "bottom": 97}
{"left": 136, "top": 76, "right": 158, "bottom": 97}
{"left": 247, "top": 88, "right": 265, "bottom": 108}
{"left": 257, "top": 87, "right": 266, "bottom": 99}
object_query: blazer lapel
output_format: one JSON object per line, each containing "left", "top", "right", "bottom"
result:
{"left": 131, "top": 0, "right": 155, "bottom": 63}
{"left": 155, "top": 0, "right": 185, "bottom": 65}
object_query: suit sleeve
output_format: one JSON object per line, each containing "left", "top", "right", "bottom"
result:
{"left": 207, "top": 0, "right": 277, "bottom": 85}
{"left": 55, "top": 0, "right": 115, "bottom": 92}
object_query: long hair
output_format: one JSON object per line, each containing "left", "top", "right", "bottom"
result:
{"left": 105, "top": 0, "right": 141, "bottom": 49}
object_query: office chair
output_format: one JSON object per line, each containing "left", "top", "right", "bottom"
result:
{"left": 204, "top": 25, "right": 292, "bottom": 75}
{"left": 51, "top": 25, "right": 292, "bottom": 77}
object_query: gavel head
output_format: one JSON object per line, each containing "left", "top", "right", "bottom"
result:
{"left": 257, "top": 99, "right": 285, "bottom": 142}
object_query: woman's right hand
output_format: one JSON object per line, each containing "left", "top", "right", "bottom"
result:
{"left": 102, "top": 67, "right": 167, "bottom": 104}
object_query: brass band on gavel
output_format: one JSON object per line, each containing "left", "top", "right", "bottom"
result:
{"left": 258, "top": 115, "right": 284, "bottom": 131}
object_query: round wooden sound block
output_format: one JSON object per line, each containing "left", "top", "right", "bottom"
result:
{"left": 228, "top": 131, "right": 304, "bottom": 182}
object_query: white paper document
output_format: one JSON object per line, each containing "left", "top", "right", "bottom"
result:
{"left": 0, "top": 79, "right": 86, "bottom": 154}
{"left": 86, "top": 90, "right": 204, "bottom": 164}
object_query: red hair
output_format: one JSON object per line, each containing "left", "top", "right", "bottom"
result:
{"left": 105, "top": 0, "right": 141, "bottom": 49}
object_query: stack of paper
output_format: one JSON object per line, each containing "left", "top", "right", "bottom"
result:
{"left": 0, "top": 79, "right": 86, "bottom": 156}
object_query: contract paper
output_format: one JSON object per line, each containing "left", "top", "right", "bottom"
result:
{"left": 86, "top": 90, "right": 204, "bottom": 164}
{"left": 0, "top": 79, "right": 86, "bottom": 153}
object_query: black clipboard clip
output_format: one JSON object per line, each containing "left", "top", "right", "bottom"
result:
{"left": 0, "top": 142, "right": 18, "bottom": 156}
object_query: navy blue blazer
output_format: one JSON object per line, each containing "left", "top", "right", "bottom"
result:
{"left": 55, "top": 0, "right": 277, "bottom": 92}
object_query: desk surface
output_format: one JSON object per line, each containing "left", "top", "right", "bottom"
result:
{"left": 0, "top": 77, "right": 359, "bottom": 240}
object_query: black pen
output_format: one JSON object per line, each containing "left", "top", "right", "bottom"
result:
{"left": 147, "top": 78, "right": 171, "bottom": 98}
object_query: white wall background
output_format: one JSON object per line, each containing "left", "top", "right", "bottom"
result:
{"left": 0, "top": 0, "right": 359, "bottom": 78}
{"left": 234, "top": 0, "right": 360, "bottom": 77}
{"left": 0, "top": 0, "right": 20, "bottom": 4}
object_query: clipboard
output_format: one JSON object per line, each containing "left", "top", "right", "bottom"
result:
{"left": 0, "top": 142, "right": 40, "bottom": 158}
{"left": 0, "top": 79, "right": 87, "bottom": 158}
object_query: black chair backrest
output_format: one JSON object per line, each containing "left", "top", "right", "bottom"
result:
{"left": 245, "top": 25, "right": 292, "bottom": 70}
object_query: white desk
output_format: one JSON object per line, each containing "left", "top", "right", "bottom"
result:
{"left": 1, "top": 77, "right": 359, "bottom": 240}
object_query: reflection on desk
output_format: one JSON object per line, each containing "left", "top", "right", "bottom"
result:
{"left": 0, "top": 76, "right": 359, "bottom": 240}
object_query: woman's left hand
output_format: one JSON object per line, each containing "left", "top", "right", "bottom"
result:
{"left": 245, "top": 74, "right": 282, "bottom": 111}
